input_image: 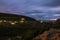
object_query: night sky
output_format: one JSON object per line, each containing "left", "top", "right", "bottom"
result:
{"left": 0, "top": 0, "right": 60, "bottom": 20}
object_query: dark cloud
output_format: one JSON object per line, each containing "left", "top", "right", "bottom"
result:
{"left": 0, "top": 0, "right": 60, "bottom": 20}
{"left": 44, "top": 0, "right": 60, "bottom": 7}
{"left": 24, "top": 10, "right": 43, "bottom": 14}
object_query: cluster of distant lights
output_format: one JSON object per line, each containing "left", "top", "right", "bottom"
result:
{"left": 0, "top": 18, "right": 25, "bottom": 25}
{"left": 0, "top": 17, "right": 44, "bottom": 26}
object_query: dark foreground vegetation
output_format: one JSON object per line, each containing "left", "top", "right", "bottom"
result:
{"left": 0, "top": 13, "right": 60, "bottom": 40}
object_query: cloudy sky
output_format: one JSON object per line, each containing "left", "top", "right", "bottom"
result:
{"left": 0, "top": 0, "right": 60, "bottom": 20}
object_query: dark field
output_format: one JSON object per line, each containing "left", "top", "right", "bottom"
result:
{"left": 0, "top": 13, "right": 60, "bottom": 40}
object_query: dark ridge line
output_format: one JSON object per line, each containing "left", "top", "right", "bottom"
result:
{"left": 0, "top": 12, "right": 37, "bottom": 21}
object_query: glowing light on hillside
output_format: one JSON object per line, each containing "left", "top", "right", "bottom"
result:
{"left": 19, "top": 18, "right": 25, "bottom": 23}
{"left": 4, "top": 20, "right": 7, "bottom": 22}
{"left": 0, "top": 20, "right": 2, "bottom": 22}
{"left": 21, "top": 18, "right": 25, "bottom": 20}
{"left": 11, "top": 22, "right": 15, "bottom": 25}
{"left": 41, "top": 20, "right": 43, "bottom": 23}
{"left": 20, "top": 20, "right": 24, "bottom": 23}
{"left": 9, "top": 21, "right": 17, "bottom": 25}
